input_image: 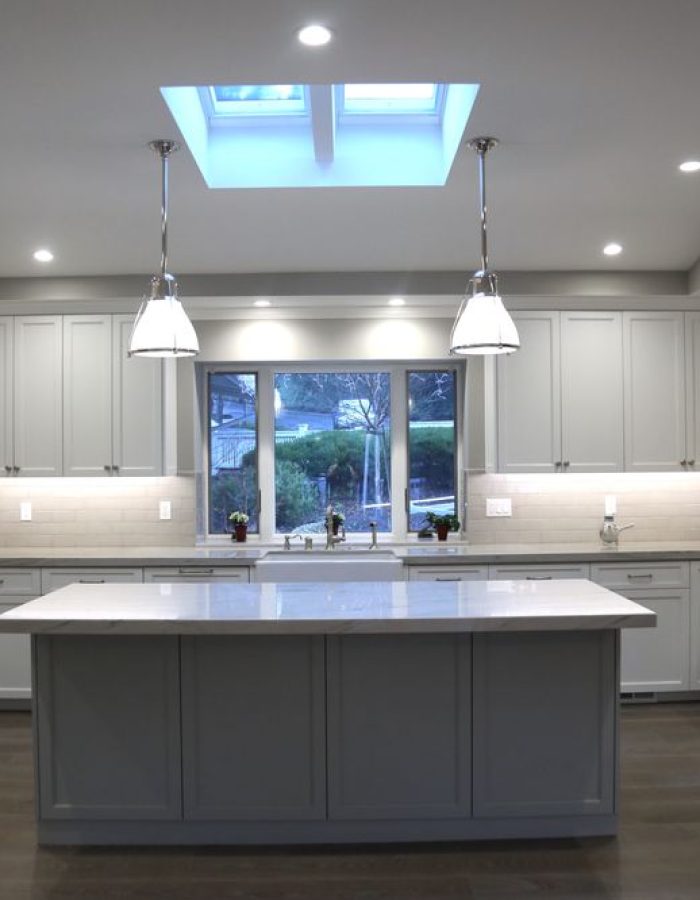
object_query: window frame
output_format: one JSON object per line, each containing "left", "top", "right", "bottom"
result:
{"left": 199, "top": 361, "right": 463, "bottom": 543}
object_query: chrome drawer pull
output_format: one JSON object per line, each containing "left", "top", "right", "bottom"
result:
{"left": 627, "top": 573, "right": 653, "bottom": 581}
{"left": 78, "top": 579, "right": 106, "bottom": 584}
{"left": 177, "top": 568, "right": 215, "bottom": 575}
{"left": 435, "top": 577, "right": 462, "bottom": 582}
{"left": 526, "top": 575, "right": 552, "bottom": 580}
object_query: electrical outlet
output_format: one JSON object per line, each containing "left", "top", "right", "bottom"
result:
{"left": 20, "top": 501, "right": 32, "bottom": 521}
{"left": 486, "top": 498, "right": 512, "bottom": 517}
{"left": 159, "top": 500, "right": 172, "bottom": 521}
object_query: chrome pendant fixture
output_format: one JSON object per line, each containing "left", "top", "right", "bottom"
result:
{"left": 128, "top": 140, "right": 199, "bottom": 358}
{"left": 450, "top": 137, "right": 519, "bottom": 355}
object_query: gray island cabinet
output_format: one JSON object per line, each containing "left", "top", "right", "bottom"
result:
{"left": 0, "top": 579, "right": 654, "bottom": 846}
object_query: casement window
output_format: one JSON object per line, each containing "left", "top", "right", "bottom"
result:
{"left": 205, "top": 364, "right": 460, "bottom": 540}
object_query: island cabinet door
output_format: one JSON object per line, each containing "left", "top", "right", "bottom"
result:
{"left": 326, "top": 634, "right": 472, "bottom": 820}
{"left": 472, "top": 630, "right": 616, "bottom": 819}
{"left": 35, "top": 635, "right": 181, "bottom": 820}
{"left": 180, "top": 636, "right": 326, "bottom": 821}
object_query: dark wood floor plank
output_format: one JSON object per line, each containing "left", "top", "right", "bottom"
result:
{"left": 2, "top": 704, "right": 700, "bottom": 899}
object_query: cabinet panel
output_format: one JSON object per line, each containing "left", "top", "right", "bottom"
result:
{"left": 13, "top": 316, "right": 62, "bottom": 476}
{"left": 0, "top": 599, "right": 32, "bottom": 700}
{"left": 684, "top": 311, "right": 700, "bottom": 469}
{"left": 690, "top": 564, "right": 700, "bottom": 691}
{"left": 560, "top": 311, "right": 623, "bottom": 472}
{"left": 590, "top": 562, "right": 689, "bottom": 591}
{"left": 618, "top": 589, "right": 690, "bottom": 692}
{"left": 36, "top": 635, "right": 181, "bottom": 820}
{"left": 144, "top": 567, "right": 250, "bottom": 583}
{"left": 408, "top": 565, "right": 488, "bottom": 581}
{"left": 489, "top": 563, "right": 590, "bottom": 581}
{"left": 41, "top": 568, "right": 143, "bottom": 594}
{"left": 473, "top": 630, "right": 615, "bottom": 817}
{"left": 113, "top": 315, "right": 163, "bottom": 476}
{"left": 0, "top": 318, "right": 13, "bottom": 475}
{"left": 181, "top": 636, "right": 325, "bottom": 820}
{"left": 63, "top": 315, "right": 112, "bottom": 476}
{"left": 327, "top": 634, "right": 471, "bottom": 820}
{"left": 623, "top": 311, "right": 686, "bottom": 471}
{"left": 497, "top": 312, "right": 560, "bottom": 473}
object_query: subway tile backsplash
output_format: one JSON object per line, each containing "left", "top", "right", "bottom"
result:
{"left": 0, "top": 471, "right": 698, "bottom": 548}
{"left": 0, "top": 477, "right": 195, "bottom": 547}
{"left": 468, "top": 472, "right": 700, "bottom": 543}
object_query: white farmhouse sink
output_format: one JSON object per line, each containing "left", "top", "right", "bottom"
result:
{"left": 255, "top": 550, "right": 404, "bottom": 583}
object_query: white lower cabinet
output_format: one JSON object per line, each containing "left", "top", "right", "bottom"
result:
{"left": 144, "top": 567, "right": 250, "bottom": 583}
{"left": 690, "top": 564, "right": 700, "bottom": 691}
{"left": 590, "top": 562, "right": 691, "bottom": 693}
{"left": 489, "top": 563, "right": 590, "bottom": 581}
{"left": 408, "top": 566, "right": 488, "bottom": 582}
{"left": 41, "top": 567, "right": 144, "bottom": 593}
{"left": 0, "top": 568, "right": 41, "bottom": 701}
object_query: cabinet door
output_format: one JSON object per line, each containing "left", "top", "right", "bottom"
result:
{"left": 41, "top": 567, "right": 143, "bottom": 594}
{"left": 690, "top": 564, "right": 700, "bottom": 691}
{"left": 0, "top": 318, "right": 13, "bottom": 475}
{"left": 181, "top": 636, "right": 326, "bottom": 820}
{"left": 327, "top": 634, "right": 471, "bottom": 820}
{"left": 560, "top": 311, "right": 623, "bottom": 472}
{"left": 0, "top": 599, "right": 32, "bottom": 700}
{"left": 113, "top": 315, "right": 163, "bottom": 476}
{"left": 489, "top": 563, "right": 590, "bottom": 580}
{"left": 408, "top": 565, "right": 488, "bottom": 581}
{"left": 497, "top": 312, "right": 561, "bottom": 473}
{"left": 143, "top": 567, "right": 250, "bottom": 583}
{"left": 623, "top": 311, "right": 686, "bottom": 471}
{"left": 684, "top": 311, "right": 700, "bottom": 470}
{"left": 619, "top": 588, "right": 690, "bottom": 692}
{"left": 13, "top": 316, "right": 62, "bottom": 476}
{"left": 63, "top": 315, "right": 112, "bottom": 476}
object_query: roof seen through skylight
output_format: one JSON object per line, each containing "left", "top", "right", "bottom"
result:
{"left": 210, "top": 84, "right": 306, "bottom": 116}
{"left": 343, "top": 83, "right": 439, "bottom": 114}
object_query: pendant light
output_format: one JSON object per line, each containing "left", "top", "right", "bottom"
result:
{"left": 128, "top": 140, "right": 199, "bottom": 358}
{"left": 450, "top": 137, "right": 519, "bottom": 355}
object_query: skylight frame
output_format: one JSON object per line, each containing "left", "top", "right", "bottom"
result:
{"left": 201, "top": 84, "right": 311, "bottom": 126}
{"left": 337, "top": 83, "right": 446, "bottom": 124}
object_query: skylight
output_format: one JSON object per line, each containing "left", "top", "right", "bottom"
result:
{"left": 209, "top": 84, "right": 307, "bottom": 117}
{"left": 161, "top": 82, "right": 479, "bottom": 188}
{"left": 342, "top": 83, "right": 441, "bottom": 115}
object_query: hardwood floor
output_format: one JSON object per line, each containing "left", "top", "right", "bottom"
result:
{"left": 1, "top": 703, "right": 700, "bottom": 899}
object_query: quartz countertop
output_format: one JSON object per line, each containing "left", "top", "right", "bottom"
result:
{"left": 0, "top": 579, "right": 656, "bottom": 635}
{"left": 0, "top": 541, "right": 699, "bottom": 567}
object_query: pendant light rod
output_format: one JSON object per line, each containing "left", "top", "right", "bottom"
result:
{"left": 467, "top": 136, "right": 498, "bottom": 274}
{"left": 148, "top": 139, "right": 179, "bottom": 277}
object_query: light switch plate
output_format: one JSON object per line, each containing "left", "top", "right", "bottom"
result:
{"left": 159, "top": 500, "right": 172, "bottom": 521}
{"left": 486, "top": 498, "right": 512, "bottom": 517}
{"left": 20, "top": 501, "right": 32, "bottom": 521}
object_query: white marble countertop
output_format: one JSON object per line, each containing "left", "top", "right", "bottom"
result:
{"left": 0, "top": 579, "right": 656, "bottom": 635}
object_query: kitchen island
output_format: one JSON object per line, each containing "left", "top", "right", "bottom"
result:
{"left": 0, "top": 579, "right": 654, "bottom": 846}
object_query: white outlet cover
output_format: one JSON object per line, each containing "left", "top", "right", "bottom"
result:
{"left": 20, "top": 501, "right": 32, "bottom": 521}
{"left": 159, "top": 500, "right": 172, "bottom": 521}
{"left": 486, "top": 498, "right": 512, "bottom": 517}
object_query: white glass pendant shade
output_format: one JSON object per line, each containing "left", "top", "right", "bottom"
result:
{"left": 450, "top": 291, "right": 520, "bottom": 355}
{"left": 129, "top": 277, "right": 199, "bottom": 358}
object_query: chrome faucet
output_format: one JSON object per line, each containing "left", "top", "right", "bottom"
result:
{"left": 368, "top": 521, "right": 378, "bottom": 550}
{"left": 599, "top": 514, "right": 635, "bottom": 545}
{"left": 283, "top": 534, "right": 303, "bottom": 551}
{"left": 325, "top": 505, "right": 346, "bottom": 550}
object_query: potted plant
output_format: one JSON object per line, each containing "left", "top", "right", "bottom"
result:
{"left": 228, "top": 511, "right": 249, "bottom": 543}
{"left": 425, "top": 512, "right": 460, "bottom": 542}
{"left": 331, "top": 511, "right": 345, "bottom": 535}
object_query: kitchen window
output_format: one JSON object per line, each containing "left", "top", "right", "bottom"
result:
{"left": 204, "top": 364, "right": 461, "bottom": 540}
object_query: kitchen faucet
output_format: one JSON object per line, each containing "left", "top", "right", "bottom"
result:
{"left": 599, "top": 514, "right": 635, "bottom": 545}
{"left": 325, "top": 505, "right": 346, "bottom": 550}
{"left": 283, "top": 534, "right": 303, "bottom": 551}
{"left": 368, "top": 521, "right": 378, "bottom": 550}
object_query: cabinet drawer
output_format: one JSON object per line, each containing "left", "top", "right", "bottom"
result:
{"left": 41, "top": 568, "right": 143, "bottom": 593}
{"left": 144, "top": 567, "right": 250, "bottom": 583}
{"left": 590, "top": 562, "right": 689, "bottom": 590}
{"left": 0, "top": 568, "right": 41, "bottom": 596}
{"left": 489, "top": 563, "right": 590, "bottom": 581}
{"left": 408, "top": 566, "right": 488, "bottom": 582}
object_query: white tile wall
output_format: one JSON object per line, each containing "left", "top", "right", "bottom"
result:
{"left": 0, "top": 477, "right": 195, "bottom": 546}
{"left": 468, "top": 472, "right": 700, "bottom": 543}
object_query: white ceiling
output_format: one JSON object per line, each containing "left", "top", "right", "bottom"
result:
{"left": 1, "top": 0, "right": 700, "bottom": 281}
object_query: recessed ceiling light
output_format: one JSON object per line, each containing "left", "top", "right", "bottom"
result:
{"left": 33, "top": 248, "right": 54, "bottom": 263}
{"left": 388, "top": 297, "right": 405, "bottom": 306}
{"left": 679, "top": 160, "right": 700, "bottom": 173}
{"left": 603, "top": 242, "right": 623, "bottom": 256}
{"left": 253, "top": 299, "right": 271, "bottom": 308}
{"left": 297, "top": 24, "right": 332, "bottom": 47}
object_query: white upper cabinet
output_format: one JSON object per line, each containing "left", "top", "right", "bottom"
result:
{"left": 13, "top": 316, "right": 63, "bottom": 477}
{"left": 497, "top": 311, "right": 623, "bottom": 473}
{"left": 0, "top": 318, "right": 13, "bottom": 476}
{"left": 63, "top": 315, "right": 164, "bottom": 477}
{"left": 684, "top": 311, "right": 700, "bottom": 472}
{"left": 497, "top": 312, "right": 561, "bottom": 473}
{"left": 623, "top": 311, "right": 686, "bottom": 471}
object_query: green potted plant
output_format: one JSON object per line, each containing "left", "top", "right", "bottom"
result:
{"left": 425, "top": 511, "right": 460, "bottom": 542}
{"left": 331, "top": 510, "right": 345, "bottom": 535}
{"left": 228, "top": 511, "right": 249, "bottom": 543}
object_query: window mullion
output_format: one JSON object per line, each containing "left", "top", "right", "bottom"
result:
{"left": 390, "top": 366, "right": 408, "bottom": 540}
{"left": 257, "top": 368, "right": 276, "bottom": 541}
